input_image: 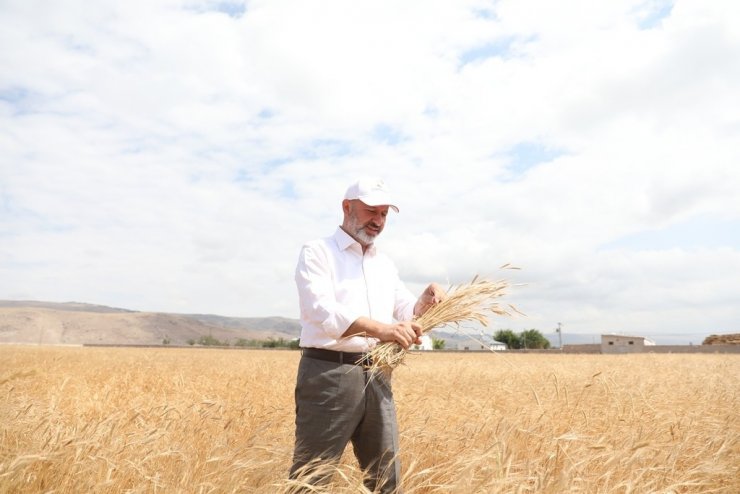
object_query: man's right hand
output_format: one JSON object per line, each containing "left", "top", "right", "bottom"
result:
{"left": 343, "top": 317, "right": 424, "bottom": 349}
{"left": 382, "top": 321, "right": 423, "bottom": 349}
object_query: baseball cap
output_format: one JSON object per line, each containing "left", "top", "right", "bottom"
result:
{"left": 344, "top": 177, "right": 399, "bottom": 213}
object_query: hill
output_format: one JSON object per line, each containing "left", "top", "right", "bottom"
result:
{"left": 2, "top": 301, "right": 717, "bottom": 348}
{"left": 0, "top": 300, "right": 300, "bottom": 346}
{"left": 703, "top": 333, "right": 740, "bottom": 345}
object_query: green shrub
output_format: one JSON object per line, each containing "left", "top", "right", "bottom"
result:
{"left": 198, "top": 334, "right": 229, "bottom": 346}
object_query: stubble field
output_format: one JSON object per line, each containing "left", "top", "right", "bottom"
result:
{"left": 1, "top": 346, "right": 738, "bottom": 493}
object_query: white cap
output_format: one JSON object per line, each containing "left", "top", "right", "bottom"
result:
{"left": 344, "top": 177, "right": 399, "bottom": 212}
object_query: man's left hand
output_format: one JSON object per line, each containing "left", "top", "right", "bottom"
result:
{"left": 414, "top": 282, "right": 447, "bottom": 317}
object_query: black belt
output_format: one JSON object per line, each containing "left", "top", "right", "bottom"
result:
{"left": 302, "top": 347, "right": 370, "bottom": 365}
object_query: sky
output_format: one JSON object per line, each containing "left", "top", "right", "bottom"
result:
{"left": 1, "top": 0, "right": 739, "bottom": 344}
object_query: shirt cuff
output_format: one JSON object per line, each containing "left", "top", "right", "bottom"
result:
{"left": 323, "top": 307, "right": 364, "bottom": 339}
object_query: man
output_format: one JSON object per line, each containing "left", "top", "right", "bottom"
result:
{"left": 290, "top": 177, "right": 446, "bottom": 493}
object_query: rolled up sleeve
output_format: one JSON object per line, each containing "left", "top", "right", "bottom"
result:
{"left": 296, "top": 244, "right": 362, "bottom": 340}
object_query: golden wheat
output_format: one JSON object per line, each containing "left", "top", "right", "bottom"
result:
{"left": 1, "top": 346, "right": 738, "bottom": 493}
{"left": 366, "top": 276, "right": 515, "bottom": 375}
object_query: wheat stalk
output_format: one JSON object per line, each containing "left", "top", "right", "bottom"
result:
{"left": 364, "top": 274, "right": 518, "bottom": 375}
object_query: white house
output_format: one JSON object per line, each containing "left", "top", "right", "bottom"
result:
{"left": 490, "top": 341, "right": 507, "bottom": 351}
{"left": 457, "top": 341, "right": 507, "bottom": 351}
{"left": 601, "top": 334, "right": 656, "bottom": 354}
{"left": 411, "top": 334, "right": 434, "bottom": 351}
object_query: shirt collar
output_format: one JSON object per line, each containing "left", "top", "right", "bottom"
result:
{"left": 334, "top": 226, "right": 376, "bottom": 255}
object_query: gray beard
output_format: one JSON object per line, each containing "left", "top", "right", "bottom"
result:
{"left": 346, "top": 215, "right": 378, "bottom": 246}
{"left": 354, "top": 228, "right": 375, "bottom": 246}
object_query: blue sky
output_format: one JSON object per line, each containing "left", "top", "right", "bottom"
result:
{"left": 1, "top": 0, "right": 739, "bottom": 344}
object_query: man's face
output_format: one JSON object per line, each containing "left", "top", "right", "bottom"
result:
{"left": 343, "top": 200, "right": 390, "bottom": 246}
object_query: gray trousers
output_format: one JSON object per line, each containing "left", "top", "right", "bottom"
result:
{"left": 289, "top": 354, "right": 401, "bottom": 493}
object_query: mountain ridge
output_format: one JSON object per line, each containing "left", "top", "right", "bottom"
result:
{"left": 0, "top": 300, "right": 301, "bottom": 346}
{"left": 0, "top": 300, "right": 719, "bottom": 347}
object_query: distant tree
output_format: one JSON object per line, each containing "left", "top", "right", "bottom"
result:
{"left": 494, "top": 329, "right": 521, "bottom": 349}
{"left": 162, "top": 336, "right": 171, "bottom": 345}
{"left": 187, "top": 339, "right": 195, "bottom": 346}
{"left": 232, "top": 337, "right": 300, "bottom": 349}
{"left": 263, "top": 337, "right": 289, "bottom": 348}
{"left": 198, "top": 334, "right": 228, "bottom": 346}
{"left": 234, "top": 338, "right": 259, "bottom": 347}
{"left": 432, "top": 337, "right": 446, "bottom": 350}
{"left": 520, "top": 329, "right": 550, "bottom": 349}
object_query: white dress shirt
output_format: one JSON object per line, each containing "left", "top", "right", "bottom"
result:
{"left": 295, "top": 227, "right": 417, "bottom": 352}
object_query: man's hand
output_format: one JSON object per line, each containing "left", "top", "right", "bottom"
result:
{"left": 380, "top": 321, "right": 423, "bottom": 349}
{"left": 343, "top": 317, "right": 423, "bottom": 349}
{"left": 414, "top": 282, "right": 447, "bottom": 317}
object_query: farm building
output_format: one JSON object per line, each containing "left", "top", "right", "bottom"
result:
{"left": 601, "top": 333, "right": 656, "bottom": 354}
{"left": 457, "top": 341, "right": 507, "bottom": 351}
{"left": 410, "top": 334, "right": 434, "bottom": 351}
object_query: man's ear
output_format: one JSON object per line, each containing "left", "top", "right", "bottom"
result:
{"left": 342, "top": 199, "right": 351, "bottom": 215}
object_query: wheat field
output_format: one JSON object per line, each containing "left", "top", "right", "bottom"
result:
{"left": 1, "top": 346, "right": 738, "bottom": 493}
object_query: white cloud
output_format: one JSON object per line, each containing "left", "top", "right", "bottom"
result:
{"left": 1, "top": 0, "right": 739, "bottom": 343}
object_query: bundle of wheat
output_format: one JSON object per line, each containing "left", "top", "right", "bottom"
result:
{"left": 364, "top": 275, "right": 518, "bottom": 375}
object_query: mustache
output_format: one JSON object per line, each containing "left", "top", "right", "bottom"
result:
{"left": 361, "top": 221, "right": 382, "bottom": 231}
